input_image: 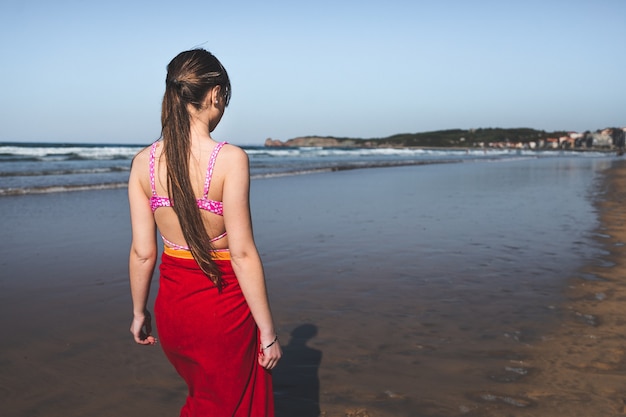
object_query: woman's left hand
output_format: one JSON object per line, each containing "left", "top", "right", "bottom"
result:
{"left": 258, "top": 337, "right": 282, "bottom": 370}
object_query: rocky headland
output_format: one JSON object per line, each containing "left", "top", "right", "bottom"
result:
{"left": 264, "top": 137, "right": 367, "bottom": 148}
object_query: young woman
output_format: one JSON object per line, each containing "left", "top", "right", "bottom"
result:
{"left": 128, "top": 49, "right": 281, "bottom": 416}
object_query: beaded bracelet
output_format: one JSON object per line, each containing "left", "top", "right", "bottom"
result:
{"left": 262, "top": 335, "right": 278, "bottom": 350}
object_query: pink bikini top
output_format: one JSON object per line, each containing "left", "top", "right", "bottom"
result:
{"left": 149, "top": 141, "right": 227, "bottom": 250}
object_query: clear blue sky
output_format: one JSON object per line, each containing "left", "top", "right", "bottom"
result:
{"left": 1, "top": 0, "right": 624, "bottom": 145}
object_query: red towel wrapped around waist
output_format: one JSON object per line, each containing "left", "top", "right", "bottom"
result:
{"left": 155, "top": 248, "right": 274, "bottom": 417}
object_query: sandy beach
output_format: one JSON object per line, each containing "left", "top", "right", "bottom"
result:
{"left": 484, "top": 157, "right": 626, "bottom": 417}
{"left": 1, "top": 156, "right": 625, "bottom": 417}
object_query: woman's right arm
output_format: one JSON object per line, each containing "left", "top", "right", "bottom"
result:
{"left": 128, "top": 151, "right": 158, "bottom": 345}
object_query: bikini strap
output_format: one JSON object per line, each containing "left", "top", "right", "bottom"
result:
{"left": 209, "top": 231, "right": 228, "bottom": 243}
{"left": 149, "top": 142, "right": 158, "bottom": 196}
{"left": 203, "top": 142, "right": 227, "bottom": 198}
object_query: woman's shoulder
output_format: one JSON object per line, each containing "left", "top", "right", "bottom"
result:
{"left": 131, "top": 142, "right": 158, "bottom": 169}
{"left": 219, "top": 142, "right": 249, "bottom": 164}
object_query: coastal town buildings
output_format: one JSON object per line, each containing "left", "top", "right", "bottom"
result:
{"left": 483, "top": 128, "right": 626, "bottom": 151}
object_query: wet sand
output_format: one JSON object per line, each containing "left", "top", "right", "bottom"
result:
{"left": 481, "top": 157, "right": 626, "bottom": 417}
{"left": 1, "top": 157, "right": 624, "bottom": 416}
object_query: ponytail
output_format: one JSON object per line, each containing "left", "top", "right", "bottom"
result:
{"left": 160, "top": 49, "right": 231, "bottom": 289}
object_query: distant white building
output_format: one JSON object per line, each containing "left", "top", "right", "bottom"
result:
{"left": 593, "top": 131, "right": 613, "bottom": 148}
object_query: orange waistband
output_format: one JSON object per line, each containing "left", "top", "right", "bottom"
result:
{"left": 163, "top": 246, "right": 231, "bottom": 260}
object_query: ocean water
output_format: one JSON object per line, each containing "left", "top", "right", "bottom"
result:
{"left": 0, "top": 141, "right": 612, "bottom": 195}
{"left": 0, "top": 142, "right": 620, "bottom": 417}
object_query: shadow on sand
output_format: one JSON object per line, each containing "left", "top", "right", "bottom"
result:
{"left": 274, "top": 324, "right": 322, "bottom": 417}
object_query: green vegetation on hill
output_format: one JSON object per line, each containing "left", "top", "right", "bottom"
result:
{"left": 370, "top": 128, "right": 569, "bottom": 147}
{"left": 267, "top": 127, "right": 624, "bottom": 149}
{"left": 322, "top": 128, "right": 568, "bottom": 147}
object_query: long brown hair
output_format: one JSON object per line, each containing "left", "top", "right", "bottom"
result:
{"left": 160, "top": 49, "right": 231, "bottom": 289}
